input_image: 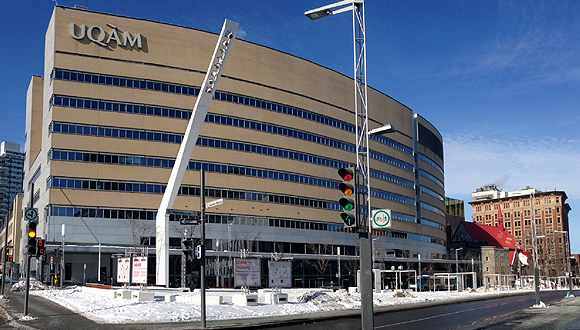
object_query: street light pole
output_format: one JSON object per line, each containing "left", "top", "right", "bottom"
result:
{"left": 305, "top": 2, "right": 372, "bottom": 330}
{"left": 531, "top": 193, "right": 541, "bottom": 306}
{"left": 455, "top": 247, "right": 463, "bottom": 292}
{"left": 555, "top": 230, "right": 573, "bottom": 295}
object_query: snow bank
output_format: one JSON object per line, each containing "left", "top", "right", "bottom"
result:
{"left": 27, "top": 286, "right": 530, "bottom": 325}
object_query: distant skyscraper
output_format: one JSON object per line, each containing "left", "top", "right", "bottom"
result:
{"left": 0, "top": 141, "right": 24, "bottom": 220}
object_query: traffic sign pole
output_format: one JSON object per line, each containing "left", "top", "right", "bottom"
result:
{"left": 200, "top": 169, "right": 206, "bottom": 328}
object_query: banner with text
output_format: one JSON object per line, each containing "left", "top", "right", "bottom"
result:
{"left": 117, "top": 257, "right": 131, "bottom": 283}
{"left": 234, "top": 258, "right": 261, "bottom": 287}
{"left": 132, "top": 256, "right": 148, "bottom": 284}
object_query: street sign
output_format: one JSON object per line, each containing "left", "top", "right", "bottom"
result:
{"left": 206, "top": 198, "right": 223, "bottom": 209}
{"left": 179, "top": 218, "right": 200, "bottom": 225}
{"left": 372, "top": 209, "right": 392, "bottom": 229}
{"left": 24, "top": 208, "right": 38, "bottom": 222}
{"left": 167, "top": 209, "right": 195, "bottom": 216}
{"left": 196, "top": 245, "right": 202, "bottom": 259}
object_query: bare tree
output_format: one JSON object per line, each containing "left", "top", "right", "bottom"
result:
{"left": 306, "top": 241, "right": 332, "bottom": 287}
{"left": 123, "top": 218, "right": 155, "bottom": 249}
{"left": 343, "top": 243, "right": 360, "bottom": 286}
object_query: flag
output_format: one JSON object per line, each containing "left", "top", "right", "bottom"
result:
{"left": 498, "top": 204, "right": 504, "bottom": 231}
{"left": 519, "top": 252, "right": 529, "bottom": 266}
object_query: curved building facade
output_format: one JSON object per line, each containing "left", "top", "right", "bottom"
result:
{"left": 23, "top": 6, "right": 445, "bottom": 287}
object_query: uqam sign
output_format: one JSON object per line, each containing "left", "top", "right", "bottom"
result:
{"left": 70, "top": 22, "right": 143, "bottom": 49}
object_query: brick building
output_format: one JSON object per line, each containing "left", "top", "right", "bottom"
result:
{"left": 470, "top": 186, "right": 571, "bottom": 277}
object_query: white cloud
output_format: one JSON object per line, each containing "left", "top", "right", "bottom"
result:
{"left": 444, "top": 133, "right": 580, "bottom": 253}
{"left": 444, "top": 133, "right": 580, "bottom": 197}
{"left": 236, "top": 28, "right": 247, "bottom": 40}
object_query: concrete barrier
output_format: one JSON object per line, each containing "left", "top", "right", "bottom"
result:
{"left": 132, "top": 291, "right": 155, "bottom": 302}
{"left": 174, "top": 295, "right": 222, "bottom": 305}
{"left": 115, "top": 289, "right": 132, "bottom": 299}
{"left": 232, "top": 294, "right": 258, "bottom": 306}
{"left": 269, "top": 293, "right": 288, "bottom": 305}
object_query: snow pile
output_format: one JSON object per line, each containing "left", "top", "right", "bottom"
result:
{"left": 10, "top": 280, "right": 47, "bottom": 292}
{"left": 291, "top": 289, "right": 356, "bottom": 310}
{"left": 27, "top": 286, "right": 528, "bottom": 324}
{"left": 393, "top": 290, "right": 414, "bottom": 298}
{"left": 530, "top": 301, "right": 548, "bottom": 309}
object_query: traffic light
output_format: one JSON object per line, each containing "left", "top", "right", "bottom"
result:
{"left": 37, "top": 239, "right": 45, "bottom": 256}
{"left": 181, "top": 237, "right": 194, "bottom": 261}
{"left": 27, "top": 222, "right": 38, "bottom": 256}
{"left": 338, "top": 166, "right": 357, "bottom": 228}
{"left": 8, "top": 255, "right": 12, "bottom": 262}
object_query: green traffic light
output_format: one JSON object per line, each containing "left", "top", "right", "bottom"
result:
{"left": 339, "top": 197, "right": 355, "bottom": 211}
{"left": 340, "top": 212, "right": 356, "bottom": 227}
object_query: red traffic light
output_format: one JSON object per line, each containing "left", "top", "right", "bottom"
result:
{"left": 338, "top": 167, "right": 354, "bottom": 182}
{"left": 37, "top": 239, "right": 45, "bottom": 255}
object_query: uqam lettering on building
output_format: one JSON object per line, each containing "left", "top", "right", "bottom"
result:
{"left": 70, "top": 22, "right": 143, "bottom": 49}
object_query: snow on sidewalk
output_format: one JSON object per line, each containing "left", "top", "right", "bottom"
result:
{"left": 23, "top": 283, "right": 520, "bottom": 325}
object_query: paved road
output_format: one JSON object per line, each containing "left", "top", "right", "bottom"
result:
{"left": 264, "top": 291, "right": 579, "bottom": 330}
{"left": 461, "top": 293, "right": 580, "bottom": 330}
{"left": 0, "top": 290, "right": 577, "bottom": 329}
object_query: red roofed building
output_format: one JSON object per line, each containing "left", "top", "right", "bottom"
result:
{"left": 450, "top": 221, "right": 526, "bottom": 284}
{"left": 453, "top": 221, "right": 523, "bottom": 265}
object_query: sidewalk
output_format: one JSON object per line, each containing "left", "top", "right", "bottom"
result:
{"left": 462, "top": 295, "right": 580, "bottom": 330}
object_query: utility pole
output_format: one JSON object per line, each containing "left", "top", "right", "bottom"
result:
{"left": 531, "top": 193, "right": 540, "bottom": 306}
{"left": 200, "top": 168, "right": 206, "bottom": 328}
{"left": 1, "top": 214, "right": 8, "bottom": 297}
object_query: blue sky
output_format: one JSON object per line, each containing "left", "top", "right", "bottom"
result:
{"left": 2, "top": 1, "right": 580, "bottom": 253}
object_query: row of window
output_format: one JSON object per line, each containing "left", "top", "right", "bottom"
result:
{"left": 49, "top": 174, "right": 424, "bottom": 213}
{"left": 478, "top": 217, "right": 562, "bottom": 228}
{"left": 48, "top": 174, "right": 445, "bottom": 233}
{"left": 50, "top": 125, "right": 419, "bottom": 201}
{"left": 477, "top": 197, "right": 563, "bottom": 212}
{"left": 50, "top": 149, "right": 413, "bottom": 195}
{"left": 420, "top": 185, "right": 444, "bottom": 202}
{"left": 421, "top": 202, "right": 446, "bottom": 217}
{"left": 420, "top": 218, "right": 445, "bottom": 231}
{"left": 53, "top": 71, "right": 446, "bottom": 188}
{"left": 49, "top": 177, "right": 333, "bottom": 210}
{"left": 49, "top": 205, "right": 445, "bottom": 244}
{"left": 52, "top": 95, "right": 419, "bottom": 179}
{"left": 418, "top": 169, "right": 444, "bottom": 189}
{"left": 52, "top": 70, "right": 414, "bottom": 156}
{"left": 418, "top": 154, "right": 443, "bottom": 175}
{"left": 48, "top": 205, "right": 336, "bottom": 231}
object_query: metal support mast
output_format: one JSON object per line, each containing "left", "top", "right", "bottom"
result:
{"left": 351, "top": 4, "right": 374, "bottom": 330}
{"left": 155, "top": 20, "right": 238, "bottom": 286}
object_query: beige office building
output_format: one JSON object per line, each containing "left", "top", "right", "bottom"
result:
{"left": 23, "top": 6, "right": 446, "bottom": 286}
{"left": 471, "top": 185, "right": 571, "bottom": 277}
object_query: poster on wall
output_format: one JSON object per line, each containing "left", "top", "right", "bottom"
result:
{"left": 268, "top": 261, "right": 291, "bottom": 287}
{"left": 117, "top": 257, "right": 131, "bottom": 283}
{"left": 234, "top": 258, "right": 261, "bottom": 287}
{"left": 132, "top": 256, "right": 148, "bottom": 284}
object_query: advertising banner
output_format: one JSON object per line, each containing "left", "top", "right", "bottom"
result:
{"left": 132, "top": 256, "right": 148, "bottom": 284}
{"left": 117, "top": 257, "right": 131, "bottom": 283}
{"left": 234, "top": 258, "right": 261, "bottom": 287}
{"left": 268, "top": 261, "right": 292, "bottom": 287}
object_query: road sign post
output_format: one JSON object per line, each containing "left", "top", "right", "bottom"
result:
{"left": 205, "top": 198, "right": 223, "bottom": 209}
{"left": 24, "top": 208, "right": 38, "bottom": 222}
{"left": 371, "top": 209, "right": 392, "bottom": 229}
